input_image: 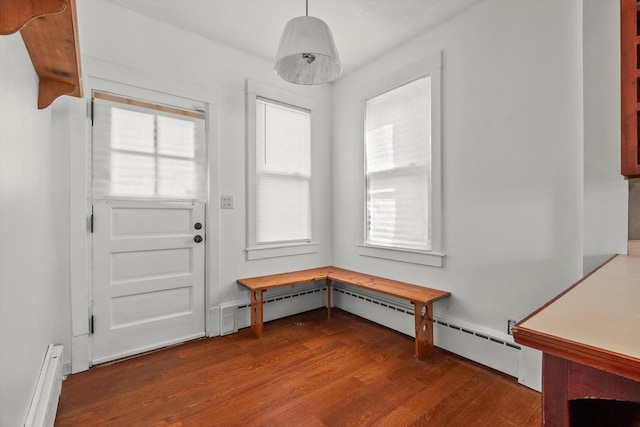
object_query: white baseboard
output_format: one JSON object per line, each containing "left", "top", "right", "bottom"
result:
{"left": 25, "top": 345, "right": 64, "bottom": 427}
{"left": 71, "top": 334, "right": 89, "bottom": 374}
{"left": 207, "top": 306, "right": 221, "bottom": 337}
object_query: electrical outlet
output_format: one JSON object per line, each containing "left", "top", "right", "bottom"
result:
{"left": 220, "top": 195, "right": 233, "bottom": 209}
{"left": 507, "top": 319, "right": 517, "bottom": 335}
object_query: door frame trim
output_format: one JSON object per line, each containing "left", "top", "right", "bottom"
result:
{"left": 69, "top": 58, "right": 220, "bottom": 372}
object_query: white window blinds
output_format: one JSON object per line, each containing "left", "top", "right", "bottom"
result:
{"left": 92, "top": 91, "right": 207, "bottom": 201}
{"left": 256, "top": 97, "right": 311, "bottom": 244}
{"left": 365, "top": 76, "right": 432, "bottom": 251}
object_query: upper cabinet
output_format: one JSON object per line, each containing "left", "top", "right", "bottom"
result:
{"left": 0, "top": 0, "right": 82, "bottom": 109}
{"left": 621, "top": 0, "right": 640, "bottom": 177}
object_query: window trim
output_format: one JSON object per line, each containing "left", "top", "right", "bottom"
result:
{"left": 358, "top": 51, "right": 444, "bottom": 267}
{"left": 246, "top": 80, "right": 319, "bottom": 260}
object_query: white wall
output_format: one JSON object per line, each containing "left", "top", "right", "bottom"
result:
{"left": 69, "top": 0, "right": 333, "bottom": 364}
{"left": 0, "top": 34, "right": 70, "bottom": 427}
{"left": 332, "top": 0, "right": 587, "bottom": 334}
{"left": 1, "top": 3, "right": 624, "bottom": 411}
{"left": 583, "top": 0, "right": 628, "bottom": 274}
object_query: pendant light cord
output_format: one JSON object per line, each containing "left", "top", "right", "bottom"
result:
{"left": 306, "top": 0, "right": 308, "bottom": 16}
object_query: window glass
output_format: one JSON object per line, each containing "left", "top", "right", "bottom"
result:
{"left": 92, "top": 91, "right": 207, "bottom": 201}
{"left": 255, "top": 98, "right": 311, "bottom": 244}
{"left": 365, "top": 76, "right": 432, "bottom": 251}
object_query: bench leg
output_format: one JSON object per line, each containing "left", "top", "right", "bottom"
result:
{"left": 326, "top": 279, "right": 332, "bottom": 319}
{"left": 414, "top": 302, "right": 434, "bottom": 359}
{"left": 250, "top": 289, "right": 264, "bottom": 338}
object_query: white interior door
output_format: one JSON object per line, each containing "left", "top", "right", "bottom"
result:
{"left": 92, "top": 199, "right": 205, "bottom": 364}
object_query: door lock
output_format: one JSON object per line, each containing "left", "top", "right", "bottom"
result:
{"left": 194, "top": 222, "right": 202, "bottom": 230}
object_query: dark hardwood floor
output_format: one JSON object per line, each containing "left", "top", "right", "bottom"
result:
{"left": 55, "top": 309, "right": 541, "bottom": 426}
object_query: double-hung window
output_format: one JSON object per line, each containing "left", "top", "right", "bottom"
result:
{"left": 246, "top": 81, "right": 317, "bottom": 260}
{"left": 255, "top": 98, "right": 311, "bottom": 244}
{"left": 360, "top": 52, "right": 443, "bottom": 267}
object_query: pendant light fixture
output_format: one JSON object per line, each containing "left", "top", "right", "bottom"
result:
{"left": 274, "top": 0, "right": 341, "bottom": 85}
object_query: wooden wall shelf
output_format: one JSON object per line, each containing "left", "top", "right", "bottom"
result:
{"left": 0, "top": 0, "right": 82, "bottom": 109}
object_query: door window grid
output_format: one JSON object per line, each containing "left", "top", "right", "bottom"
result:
{"left": 92, "top": 91, "right": 207, "bottom": 201}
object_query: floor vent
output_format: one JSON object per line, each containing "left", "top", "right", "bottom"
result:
{"left": 25, "top": 344, "right": 63, "bottom": 427}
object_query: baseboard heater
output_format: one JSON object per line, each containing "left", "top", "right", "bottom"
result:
{"left": 25, "top": 344, "right": 63, "bottom": 427}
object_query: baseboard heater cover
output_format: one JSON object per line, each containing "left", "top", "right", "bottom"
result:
{"left": 25, "top": 344, "right": 64, "bottom": 427}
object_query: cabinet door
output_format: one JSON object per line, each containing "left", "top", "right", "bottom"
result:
{"left": 621, "top": 0, "right": 640, "bottom": 177}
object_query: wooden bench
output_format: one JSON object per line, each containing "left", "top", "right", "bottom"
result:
{"left": 237, "top": 266, "right": 451, "bottom": 359}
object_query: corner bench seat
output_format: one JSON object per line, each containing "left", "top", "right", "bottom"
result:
{"left": 237, "top": 266, "right": 451, "bottom": 360}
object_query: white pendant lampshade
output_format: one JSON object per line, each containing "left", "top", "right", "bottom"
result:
{"left": 275, "top": 13, "right": 341, "bottom": 85}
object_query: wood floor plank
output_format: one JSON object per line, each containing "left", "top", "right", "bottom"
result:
{"left": 55, "top": 309, "right": 541, "bottom": 426}
{"left": 448, "top": 376, "right": 520, "bottom": 426}
{"left": 385, "top": 354, "right": 483, "bottom": 421}
{"left": 408, "top": 369, "right": 498, "bottom": 426}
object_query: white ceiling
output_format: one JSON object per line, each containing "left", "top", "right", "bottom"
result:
{"left": 105, "top": 0, "right": 481, "bottom": 77}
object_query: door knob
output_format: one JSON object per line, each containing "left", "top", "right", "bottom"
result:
{"left": 194, "top": 235, "right": 203, "bottom": 243}
{"left": 194, "top": 222, "right": 202, "bottom": 230}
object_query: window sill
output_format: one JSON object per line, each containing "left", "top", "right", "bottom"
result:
{"left": 246, "top": 242, "right": 319, "bottom": 260}
{"left": 356, "top": 244, "right": 444, "bottom": 267}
